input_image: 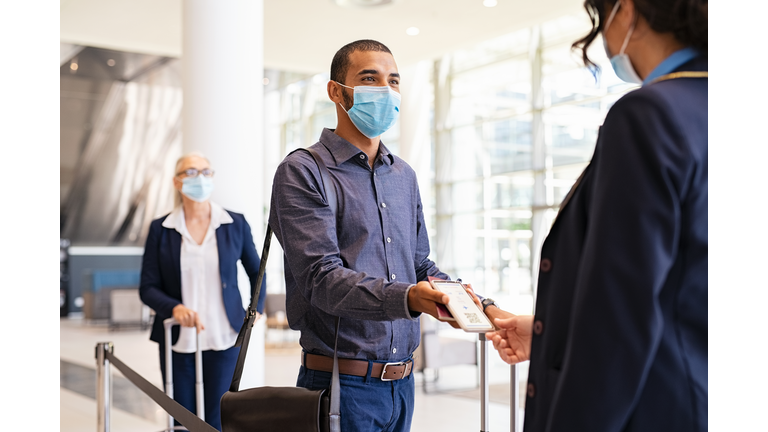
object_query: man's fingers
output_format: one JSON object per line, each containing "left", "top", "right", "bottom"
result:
{"left": 423, "top": 287, "right": 449, "bottom": 304}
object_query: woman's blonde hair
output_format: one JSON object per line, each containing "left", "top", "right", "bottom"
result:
{"left": 174, "top": 151, "right": 211, "bottom": 207}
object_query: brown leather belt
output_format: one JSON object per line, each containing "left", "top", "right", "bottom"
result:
{"left": 303, "top": 353, "right": 413, "bottom": 381}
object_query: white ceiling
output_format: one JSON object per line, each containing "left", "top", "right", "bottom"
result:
{"left": 61, "top": 0, "right": 584, "bottom": 74}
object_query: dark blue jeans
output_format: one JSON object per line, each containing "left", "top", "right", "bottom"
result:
{"left": 296, "top": 359, "right": 415, "bottom": 432}
{"left": 158, "top": 342, "right": 240, "bottom": 432}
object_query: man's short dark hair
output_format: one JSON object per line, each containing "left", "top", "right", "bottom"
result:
{"left": 330, "top": 39, "right": 392, "bottom": 84}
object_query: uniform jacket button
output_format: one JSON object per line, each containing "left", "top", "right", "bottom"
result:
{"left": 533, "top": 320, "right": 543, "bottom": 335}
{"left": 527, "top": 383, "right": 535, "bottom": 398}
{"left": 223, "top": 282, "right": 227, "bottom": 289}
{"left": 540, "top": 258, "right": 552, "bottom": 273}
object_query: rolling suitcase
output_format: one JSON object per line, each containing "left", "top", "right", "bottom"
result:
{"left": 162, "top": 317, "right": 205, "bottom": 431}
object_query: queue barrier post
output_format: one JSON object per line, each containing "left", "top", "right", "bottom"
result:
{"left": 95, "top": 342, "right": 114, "bottom": 432}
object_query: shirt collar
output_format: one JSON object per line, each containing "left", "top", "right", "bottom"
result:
{"left": 319, "top": 128, "right": 395, "bottom": 167}
{"left": 161, "top": 201, "right": 233, "bottom": 235}
{"left": 642, "top": 47, "right": 701, "bottom": 86}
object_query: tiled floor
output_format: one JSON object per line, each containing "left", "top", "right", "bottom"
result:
{"left": 61, "top": 316, "right": 527, "bottom": 432}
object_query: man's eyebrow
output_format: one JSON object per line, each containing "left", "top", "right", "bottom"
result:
{"left": 389, "top": 72, "right": 400, "bottom": 79}
{"left": 357, "top": 69, "right": 379, "bottom": 75}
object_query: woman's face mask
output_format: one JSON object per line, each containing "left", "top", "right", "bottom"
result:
{"left": 181, "top": 174, "right": 214, "bottom": 202}
{"left": 335, "top": 82, "right": 401, "bottom": 139}
{"left": 602, "top": 0, "right": 643, "bottom": 84}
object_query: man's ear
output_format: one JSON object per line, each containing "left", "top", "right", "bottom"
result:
{"left": 327, "top": 80, "right": 343, "bottom": 104}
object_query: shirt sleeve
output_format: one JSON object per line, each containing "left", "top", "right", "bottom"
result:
{"left": 544, "top": 91, "right": 695, "bottom": 431}
{"left": 268, "top": 153, "right": 417, "bottom": 322}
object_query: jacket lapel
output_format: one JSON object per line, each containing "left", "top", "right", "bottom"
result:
{"left": 169, "top": 228, "right": 182, "bottom": 290}
{"left": 216, "top": 223, "right": 229, "bottom": 284}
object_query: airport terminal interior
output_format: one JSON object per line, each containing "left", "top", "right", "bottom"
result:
{"left": 60, "top": 0, "right": 644, "bottom": 430}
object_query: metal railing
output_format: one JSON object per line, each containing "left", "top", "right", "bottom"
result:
{"left": 94, "top": 318, "right": 215, "bottom": 432}
{"left": 478, "top": 334, "right": 520, "bottom": 432}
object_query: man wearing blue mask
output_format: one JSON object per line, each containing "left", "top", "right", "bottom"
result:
{"left": 268, "top": 40, "right": 453, "bottom": 431}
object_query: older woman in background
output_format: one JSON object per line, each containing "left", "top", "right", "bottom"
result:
{"left": 139, "top": 152, "right": 266, "bottom": 431}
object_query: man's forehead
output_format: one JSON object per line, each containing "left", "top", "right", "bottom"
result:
{"left": 348, "top": 50, "right": 398, "bottom": 74}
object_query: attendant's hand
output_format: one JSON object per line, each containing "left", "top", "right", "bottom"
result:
{"left": 485, "top": 314, "right": 533, "bottom": 365}
{"left": 254, "top": 312, "right": 262, "bottom": 322}
{"left": 462, "top": 283, "right": 483, "bottom": 310}
{"left": 407, "top": 281, "right": 460, "bottom": 329}
{"left": 172, "top": 304, "right": 205, "bottom": 333}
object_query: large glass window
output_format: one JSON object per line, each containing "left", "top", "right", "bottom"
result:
{"left": 433, "top": 13, "right": 636, "bottom": 315}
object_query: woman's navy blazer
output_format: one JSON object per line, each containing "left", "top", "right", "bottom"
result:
{"left": 139, "top": 209, "right": 267, "bottom": 346}
{"left": 523, "top": 56, "right": 708, "bottom": 431}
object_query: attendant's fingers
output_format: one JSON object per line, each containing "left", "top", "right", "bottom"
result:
{"left": 494, "top": 317, "right": 517, "bottom": 329}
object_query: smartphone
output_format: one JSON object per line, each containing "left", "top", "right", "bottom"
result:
{"left": 429, "top": 280, "right": 494, "bottom": 332}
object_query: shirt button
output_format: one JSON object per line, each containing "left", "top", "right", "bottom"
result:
{"left": 533, "top": 320, "right": 543, "bottom": 335}
{"left": 527, "top": 383, "right": 535, "bottom": 398}
{"left": 392, "top": 348, "right": 397, "bottom": 354}
{"left": 359, "top": 154, "right": 365, "bottom": 160}
{"left": 387, "top": 237, "right": 392, "bottom": 243}
{"left": 381, "top": 202, "right": 387, "bottom": 208}
{"left": 540, "top": 258, "right": 552, "bottom": 273}
{"left": 391, "top": 274, "right": 396, "bottom": 280}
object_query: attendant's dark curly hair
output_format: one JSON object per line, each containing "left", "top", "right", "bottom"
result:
{"left": 572, "top": 0, "right": 708, "bottom": 71}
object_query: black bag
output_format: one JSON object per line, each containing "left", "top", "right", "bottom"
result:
{"left": 220, "top": 146, "right": 341, "bottom": 432}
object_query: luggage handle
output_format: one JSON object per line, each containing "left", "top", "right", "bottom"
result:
{"left": 164, "top": 317, "right": 205, "bottom": 428}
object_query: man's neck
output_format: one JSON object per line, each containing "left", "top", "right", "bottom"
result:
{"left": 334, "top": 122, "right": 379, "bottom": 169}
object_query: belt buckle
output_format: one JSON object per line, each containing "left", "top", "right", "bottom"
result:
{"left": 380, "top": 361, "right": 405, "bottom": 381}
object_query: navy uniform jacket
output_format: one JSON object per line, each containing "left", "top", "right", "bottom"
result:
{"left": 139, "top": 209, "right": 266, "bottom": 346}
{"left": 524, "top": 56, "right": 707, "bottom": 432}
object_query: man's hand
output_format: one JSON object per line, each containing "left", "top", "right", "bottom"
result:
{"left": 172, "top": 304, "right": 205, "bottom": 333}
{"left": 485, "top": 314, "right": 533, "bottom": 365}
{"left": 407, "top": 281, "right": 462, "bottom": 328}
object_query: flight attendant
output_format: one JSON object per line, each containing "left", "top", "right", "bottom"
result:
{"left": 487, "top": 0, "right": 708, "bottom": 430}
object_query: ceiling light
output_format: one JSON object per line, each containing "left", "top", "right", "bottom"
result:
{"left": 406, "top": 27, "right": 420, "bottom": 36}
{"left": 483, "top": 0, "right": 498, "bottom": 7}
{"left": 334, "top": 0, "right": 395, "bottom": 7}
{"left": 263, "top": 77, "right": 270, "bottom": 85}
{"left": 107, "top": 59, "right": 116, "bottom": 67}
{"left": 70, "top": 62, "right": 78, "bottom": 71}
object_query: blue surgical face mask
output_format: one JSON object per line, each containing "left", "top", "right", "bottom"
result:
{"left": 335, "top": 82, "right": 401, "bottom": 139}
{"left": 181, "top": 175, "right": 214, "bottom": 202}
{"left": 602, "top": 0, "right": 642, "bottom": 84}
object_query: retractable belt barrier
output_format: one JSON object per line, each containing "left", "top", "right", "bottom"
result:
{"left": 95, "top": 336, "right": 217, "bottom": 432}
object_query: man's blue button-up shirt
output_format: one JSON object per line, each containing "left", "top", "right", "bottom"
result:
{"left": 268, "top": 128, "right": 449, "bottom": 361}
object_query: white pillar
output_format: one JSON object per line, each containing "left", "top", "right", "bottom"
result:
{"left": 182, "top": 0, "right": 266, "bottom": 389}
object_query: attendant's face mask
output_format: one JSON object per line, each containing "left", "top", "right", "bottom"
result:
{"left": 602, "top": 0, "right": 642, "bottom": 84}
{"left": 181, "top": 174, "right": 214, "bottom": 202}
{"left": 335, "top": 82, "right": 401, "bottom": 139}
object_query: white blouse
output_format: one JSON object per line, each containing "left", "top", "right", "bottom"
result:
{"left": 162, "top": 202, "right": 238, "bottom": 353}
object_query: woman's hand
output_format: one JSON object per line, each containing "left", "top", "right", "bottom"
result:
{"left": 485, "top": 315, "right": 533, "bottom": 365}
{"left": 172, "top": 304, "right": 205, "bottom": 333}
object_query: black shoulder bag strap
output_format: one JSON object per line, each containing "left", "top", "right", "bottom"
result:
{"left": 229, "top": 145, "right": 341, "bottom": 431}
